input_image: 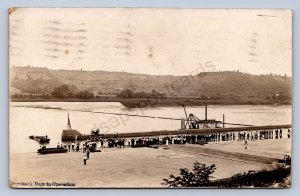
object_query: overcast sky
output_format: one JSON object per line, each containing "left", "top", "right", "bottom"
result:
{"left": 9, "top": 8, "right": 292, "bottom": 76}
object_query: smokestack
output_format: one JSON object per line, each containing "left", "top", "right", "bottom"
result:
{"left": 67, "top": 113, "right": 72, "bottom": 130}
{"left": 205, "top": 105, "right": 207, "bottom": 121}
{"left": 223, "top": 114, "right": 225, "bottom": 128}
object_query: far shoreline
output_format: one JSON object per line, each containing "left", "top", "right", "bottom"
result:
{"left": 10, "top": 96, "right": 291, "bottom": 108}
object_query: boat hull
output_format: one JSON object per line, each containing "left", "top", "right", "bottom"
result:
{"left": 37, "top": 148, "right": 68, "bottom": 154}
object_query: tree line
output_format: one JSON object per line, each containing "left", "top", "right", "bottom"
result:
{"left": 117, "top": 88, "right": 167, "bottom": 98}
{"left": 51, "top": 84, "right": 94, "bottom": 99}
{"left": 51, "top": 85, "right": 168, "bottom": 99}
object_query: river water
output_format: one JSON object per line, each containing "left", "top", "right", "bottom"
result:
{"left": 9, "top": 102, "right": 292, "bottom": 153}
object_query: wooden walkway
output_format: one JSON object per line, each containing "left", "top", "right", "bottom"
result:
{"left": 101, "top": 124, "right": 291, "bottom": 139}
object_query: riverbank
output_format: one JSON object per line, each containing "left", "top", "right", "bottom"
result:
{"left": 10, "top": 138, "right": 290, "bottom": 188}
{"left": 10, "top": 96, "right": 291, "bottom": 108}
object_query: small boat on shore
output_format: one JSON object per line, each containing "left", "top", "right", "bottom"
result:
{"left": 37, "top": 147, "right": 68, "bottom": 154}
{"left": 29, "top": 135, "right": 50, "bottom": 143}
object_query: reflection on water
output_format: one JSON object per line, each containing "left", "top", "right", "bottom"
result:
{"left": 10, "top": 102, "right": 291, "bottom": 153}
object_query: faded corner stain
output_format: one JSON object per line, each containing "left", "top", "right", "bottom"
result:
{"left": 9, "top": 7, "right": 17, "bottom": 15}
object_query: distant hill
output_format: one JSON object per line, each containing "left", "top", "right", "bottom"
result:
{"left": 10, "top": 66, "right": 291, "bottom": 100}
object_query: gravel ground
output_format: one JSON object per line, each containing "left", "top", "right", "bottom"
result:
{"left": 9, "top": 139, "right": 290, "bottom": 188}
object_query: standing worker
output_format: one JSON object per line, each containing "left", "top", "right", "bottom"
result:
{"left": 83, "top": 154, "right": 87, "bottom": 165}
{"left": 76, "top": 143, "right": 80, "bottom": 152}
{"left": 244, "top": 139, "right": 248, "bottom": 149}
{"left": 86, "top": 147, "right": 90, "bottom": 160}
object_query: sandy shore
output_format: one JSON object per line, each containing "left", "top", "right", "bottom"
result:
{"left": 9, "top": 138, "right": 290, "bottom": 188}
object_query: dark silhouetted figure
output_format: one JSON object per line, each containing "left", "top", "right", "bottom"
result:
{"left": 83, "top": 154, "right": 87, "bottom": 165}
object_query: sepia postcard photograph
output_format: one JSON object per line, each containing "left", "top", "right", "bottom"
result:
{"left": 9, "top": 8, "right": 292, "bottom": 188}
